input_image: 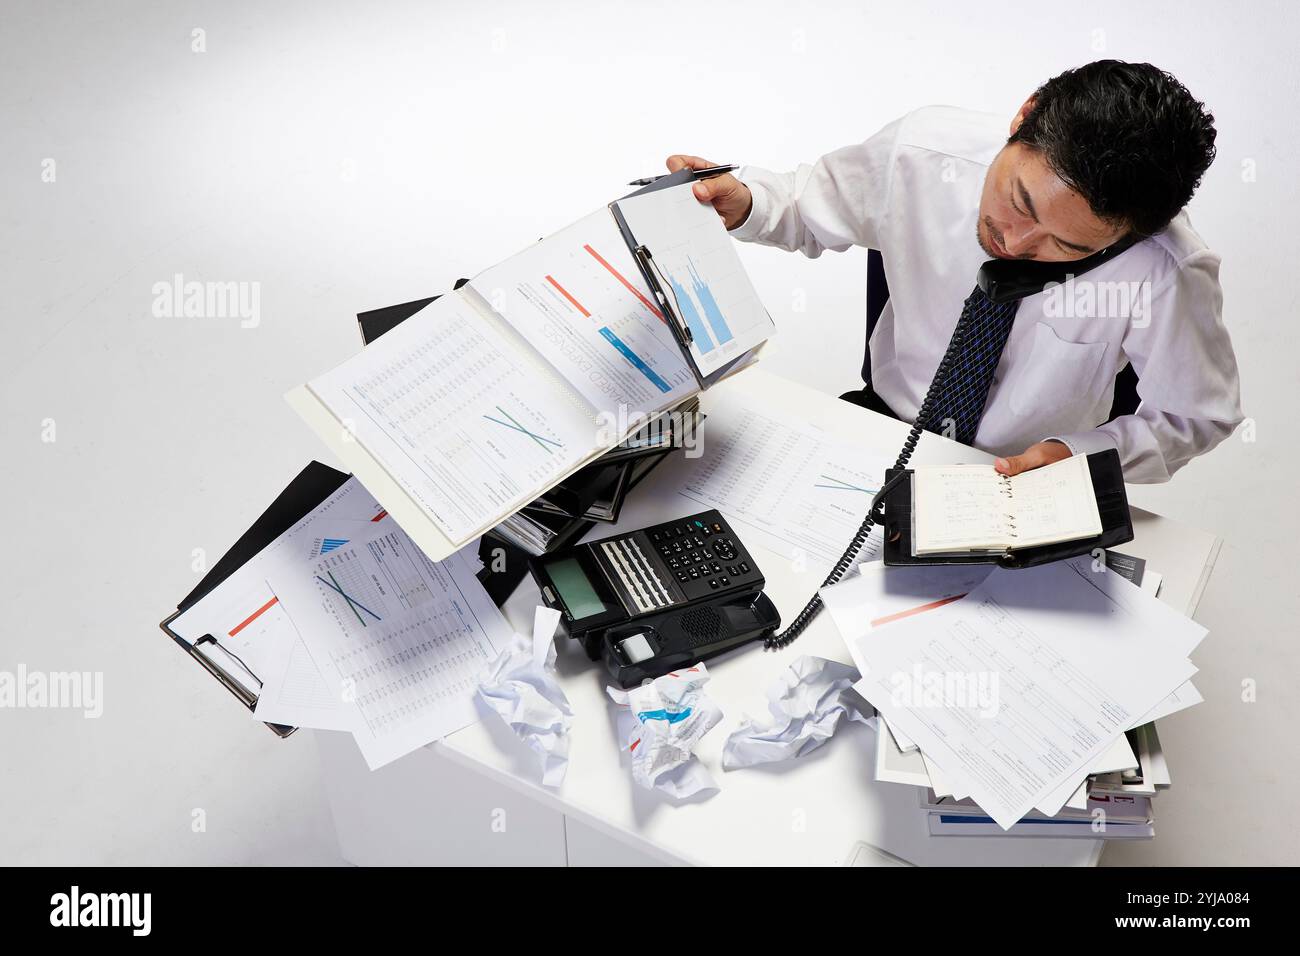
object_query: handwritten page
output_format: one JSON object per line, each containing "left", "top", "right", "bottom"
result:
{"left": 913, "top": 465, "right": 1013, "bottom": 553}
{"left": 912, "top": 455, "right": 1101, "bottom": 554}
{"left": 1006, "top": 454, "right": 1103, "bottom": 548}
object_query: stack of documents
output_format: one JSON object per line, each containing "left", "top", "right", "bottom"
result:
{"left": 167, "top": 476, "right": 516, "bottom": 770}
{"left": 822, "top": 556, "right": 1204, "bottom": 837}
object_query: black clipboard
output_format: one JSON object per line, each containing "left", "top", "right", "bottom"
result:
{"left": 607, "top": 168, "right": 759, "bottom": 389}
{"left": 158, "top": 460, "right": 350, "bottom": 737}
{"left": 879, "top": 449, "right": 1135, "bottom": 568}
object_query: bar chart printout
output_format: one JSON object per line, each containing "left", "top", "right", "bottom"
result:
{"left": 470, "top": 208, "right": 696, "bottom": 417}
{"left": 612, "top": 182, "right": 774, "bottom": 376}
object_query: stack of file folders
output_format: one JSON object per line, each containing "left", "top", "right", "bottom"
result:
{"left": 488, "top": 395, "right": 700, "bottom": 555}
{"left": 161, "top": 168, "right": 769, "bottom": 756}
{"left": 914, "top": 719, "right": 1170, "bottom": 839}
{"left": 475, "top": 398, "right": 699, "bottom": 604}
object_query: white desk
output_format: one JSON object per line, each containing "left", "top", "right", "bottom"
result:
{"left": 316, "top": 369, "right": 1221, "bottom": 867}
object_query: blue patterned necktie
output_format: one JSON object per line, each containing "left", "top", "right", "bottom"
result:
{"left": 924, "top": 284, "right": 1020, "bottom": 446}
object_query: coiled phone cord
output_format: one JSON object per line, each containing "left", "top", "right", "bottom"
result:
{"left": 763, "top": 307, "right": 973, "bottom": 650}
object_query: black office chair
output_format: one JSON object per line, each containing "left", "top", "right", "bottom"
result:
{"left": 839, "top": 249, "right": 1140, "bottom": 424}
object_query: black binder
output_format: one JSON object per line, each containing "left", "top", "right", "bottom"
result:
{"left": 525, "top": 459, "right": 633, "bottom": 522}
{"left": 355, "top": 279, "right": 467, "bottom": 344}
{"left": 880, "top": 448, "right": 1134, "bottom": 569}
{"left": 158, "top": 460, "right": 351, "bottom": 737}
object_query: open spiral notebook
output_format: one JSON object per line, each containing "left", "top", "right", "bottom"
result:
{"left": 913, "top": 454, "right": 1103, "bottom": 556}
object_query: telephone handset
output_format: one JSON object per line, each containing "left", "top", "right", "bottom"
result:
{"left": 766, "top": 236, "right": 1139, "bottom": 649}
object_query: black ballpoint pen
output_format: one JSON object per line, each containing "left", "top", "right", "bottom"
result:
{"left": 628, "top": 163, "right": 738, "bottom": 187}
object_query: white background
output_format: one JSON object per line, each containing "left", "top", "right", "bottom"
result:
{"left": 2, "top": 0, "right": 1296, "bottom": 865}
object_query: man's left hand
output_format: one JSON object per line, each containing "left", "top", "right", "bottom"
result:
{"left": 994, "top": 440, "right": 1072, "bottom": 476}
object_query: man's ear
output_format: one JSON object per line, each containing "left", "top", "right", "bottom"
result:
{"left": 1009, "top": 96, "right": 1036, "bottom": 136}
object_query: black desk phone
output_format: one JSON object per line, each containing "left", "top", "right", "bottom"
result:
{"left": 528, "top": 510, "right": 779, "bottom": 686}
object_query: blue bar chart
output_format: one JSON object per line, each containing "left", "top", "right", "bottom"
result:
{"left": 612, "top": 182, "right": 774, "bottom": 377}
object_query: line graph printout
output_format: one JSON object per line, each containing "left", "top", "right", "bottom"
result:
{"left": 269, "top": 523, "right": 513, "bottom": 769}
{"left": 307, "top": 292, "right": 597, "bottom": 542}
{"left": 613, "top": 182, "right": 775, "bottom": 377}
{"left": 470, "top": 208, "right": 696, "bottom": 417}
{"left": 673, "top": 391, "right": 890, "bottom": 571}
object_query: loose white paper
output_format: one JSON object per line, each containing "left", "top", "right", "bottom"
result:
{"left": 607, "top": 664, "right": 723, "bottom": 799}
{"left": 268, "top": 525, "right": 512, "bottom": 770}
{"left": 853, "top": 561, "right": 1199, "bottom": 830}
{"left": 722, "top": 656, "right": 868, "bottom": 769}
{"left": 476, "top": 607, "right": 573, "bottom": 787}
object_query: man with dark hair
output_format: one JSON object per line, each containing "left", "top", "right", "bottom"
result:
{"left": 670, "top": 60, "right": 1242, "bottom": 482}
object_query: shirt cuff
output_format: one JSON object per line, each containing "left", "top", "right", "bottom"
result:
{"left": 726, "top": 168, "right": 767, "bottom": 241}
{"left": 1043, "top": 430, "right": 1118, "bottom": 459}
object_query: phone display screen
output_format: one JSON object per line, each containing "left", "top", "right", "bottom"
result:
{"left": 547, "top": 557, "right": 617, "bottom": 621}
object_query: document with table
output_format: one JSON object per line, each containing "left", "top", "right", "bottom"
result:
{"left": 266, "top": 506, "right": 510, "bottom": 769}
{"left": 669, "top": 388, "right": 892, "bottom": 571}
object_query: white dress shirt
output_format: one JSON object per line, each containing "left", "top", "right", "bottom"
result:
{"left": 730, "top": 106, "right": 1243, "bottom": 483}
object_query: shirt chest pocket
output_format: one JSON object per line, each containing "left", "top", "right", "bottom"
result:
{"left": 1007, "top": 322, "right": 1109, "bottom": 421}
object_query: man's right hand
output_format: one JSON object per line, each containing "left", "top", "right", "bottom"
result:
{"left": 665, "top": 155, "right": 753, "bottom": 231}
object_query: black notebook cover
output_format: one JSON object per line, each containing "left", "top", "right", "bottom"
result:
{"left": 880, "top": 448, "right": 1134, "bottom": 569}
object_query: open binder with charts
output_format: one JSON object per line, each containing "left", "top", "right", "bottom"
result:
{"left": 286, "top": 168, "right": 773, "bottom": 567}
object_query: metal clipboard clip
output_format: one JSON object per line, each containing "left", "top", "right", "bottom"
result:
{"left": 194, "top": 635, "right": 264, "bottom": 697}
{"left": 158, "top": 615, "right": 296, "bottom": 738}
{"left": 633, "top": 244, "right": 694, "bottom": 346}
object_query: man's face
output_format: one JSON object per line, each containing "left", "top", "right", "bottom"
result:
{"left": 977, "top": 134, "right": 1129, "bottom": 262}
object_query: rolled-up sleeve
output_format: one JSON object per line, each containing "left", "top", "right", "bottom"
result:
{"left": 1049, "top": 250, "right": 1244, "bottom": 483}
{"left": 728, "top": 118, "right": 903, "bottom": 257}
